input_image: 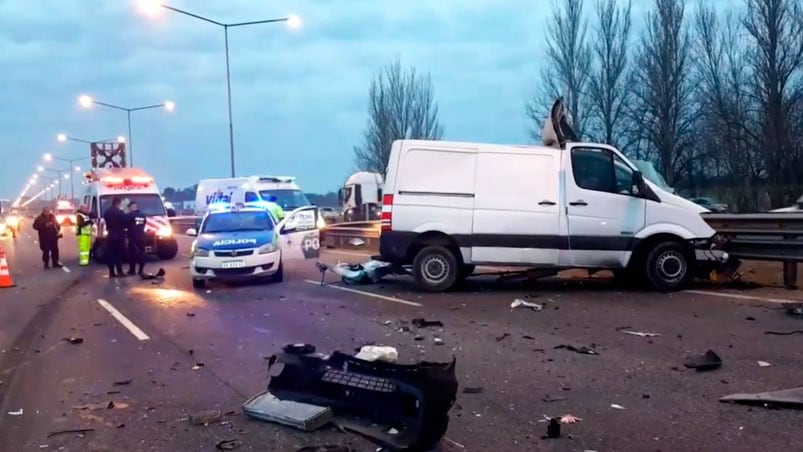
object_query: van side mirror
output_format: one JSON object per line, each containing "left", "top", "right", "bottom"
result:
{"left": 632, "top": 171, "right": 645, "bottom": 194}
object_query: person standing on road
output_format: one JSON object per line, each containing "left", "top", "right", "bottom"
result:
{"left": 102, "top": 197, "right": 126, "bottom": 278}
{"left": 32, "top": 207, "right": 62, "bottom": 269}
{"left": 75, "top": 205, "right": 92, "bottom": 266}
{"left": 265, "top": 196, "right": 285, "bottom": 222}
{"left": 125, "top": 201, "right": 147, "bottom": 276}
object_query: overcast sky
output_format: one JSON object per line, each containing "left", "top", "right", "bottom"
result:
{"left": 1, "top": 0, "right": 735, "bottom": 202}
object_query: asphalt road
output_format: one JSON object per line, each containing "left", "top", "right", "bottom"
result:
{"left": 1, "top": 231, "right": 802, "bottom": 452}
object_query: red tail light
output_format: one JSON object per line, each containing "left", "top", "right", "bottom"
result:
{"left": 381, "top": 194, "right": 393, "bottom": 232}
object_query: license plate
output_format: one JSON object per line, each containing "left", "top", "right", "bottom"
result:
{"left": 144, "top": 246, "right": 154, "bottom": 253}
{"left": 221, "top": 260, "right": 245, "bottom": 269}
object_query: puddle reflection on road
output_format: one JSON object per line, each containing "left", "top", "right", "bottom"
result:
{"left": 128, "top": 287, "right": 205, "bottom": 309}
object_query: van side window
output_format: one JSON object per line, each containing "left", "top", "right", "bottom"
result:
{"left": 89, "top": 196, "right": 98, "bottom": 218}
{"left": 245, "top": 192, "right": 259, "bottom": 203}
{"left": 571, "top": 148, "right": 635, "bottom": 195}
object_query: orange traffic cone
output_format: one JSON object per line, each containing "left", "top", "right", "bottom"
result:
{"left": 0, "top": 247, "right": 15, "bottom": 289}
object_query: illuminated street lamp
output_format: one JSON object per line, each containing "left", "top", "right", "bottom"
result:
{"left": 138, "top": 1, "right": 300, "bottom": 177}
{"left": 43, "top": 152, "right": 90, "bottom": 202}
{"left": 56, "top": 133, "right": 125, "bottom": 145}
{"left": 77, "top": 95, "right": 174, "bottom": 166}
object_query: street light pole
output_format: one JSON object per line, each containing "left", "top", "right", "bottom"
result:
{"left": 143, "top": 3, "right": 300, "bottom": 177}
{"left": 77, "top": 96, "right": 174, "bottom": 167}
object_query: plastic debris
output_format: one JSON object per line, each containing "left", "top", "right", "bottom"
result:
{"left": 620, "top": 330, "right": 660, "bottom": 338}
{"left": 46, "top": 428, "right": 94, "bottom": 438}
{"left": 554, "top": 344, "right": 599, "bottom": 355}
{"left": 412, "top": 318, "right": 443, "bottom": 328}
{"left": 216, "top": 439, "right": 241, "bottom": 450}
{"left": 140, "top": 268, "right": 166, "bottom": 280}
{"left": 355, "top": 346, "right": 399, "bottom": 363}
{"left": 63, "top": 337, "right": 84, "bottom": 344}
{"left": 318, "top": 260, "right": 393, "bottom": 285}
{"left": 243, "top": 392, "right": 333, "bottom": 432}
{"left": 684, "top": 350, "right": 722, "bottom": 371}
{"left": 757, "top": 361, "right": 772, "bottom": 367}
{"left": 764, "top": 330, "right": 803, "bottom": 336}
{"left": 462, "top": 387, "right": 484, "bottom": 394}
{"left": 189, "top": 410, "right": 223, "bottom": 425}
{"left": 511, "top": 299, "right": 543, "bottom": 311}
{"left": 295, "top": 447, "right": 355, "bottom": 452}
{"left": 192, "top": 363, "right": 205, "bottom": 370}
{"left": 495, "top": 333, "right": 510, "bottom": 342}
{"left": 560, "top": 414, "right": 582, "bottom": 424}
{"left": 546, "top": 418, "right": 561, "bottom": 438}
{"left": 783, "top": 303, "right": 803, "bottom": 317}
{"left": 113, "top": 379, "right": 132, "bottom": 386}
{"left": 542, "top": 395, "right": 567, "bottom": 403}
{"left": 7, "top": 409, "right": 23, "bottom": 416}
{"left": 610, "top": 404, "right": 626, "bottom": 410}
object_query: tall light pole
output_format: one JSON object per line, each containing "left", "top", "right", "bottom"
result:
{"left": 138, "top": 1, "right": 301, "bottom": 177}
{"left": 38, "top": 167, "right": 67, "bottom": 199}
{"left": 45, "top": 149, "right": 96, "bottom": 202}
{"left": 77, "top": 95, "right": 175, "bottom": 167}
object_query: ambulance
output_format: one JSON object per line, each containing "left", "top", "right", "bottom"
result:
{"left": 54, "top": 200, "right": 77, "bottom": 226}
{"left": 81, "top": 168, "right": 178, "bottom": 262}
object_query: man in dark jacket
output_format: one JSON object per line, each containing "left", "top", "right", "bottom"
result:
{"left": 103, "top": 197, "right": 126, "bottom": 278}
{"left": 32, "top": 207, "right": 62, "bottom": 269}
{"left": 126, "top": 201, "right": 147, "bottom": 276}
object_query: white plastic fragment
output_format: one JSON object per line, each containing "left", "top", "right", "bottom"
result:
{"left": 8, "top": 409, "right": 23, "bottom": 416}
{"left": 757, "top": 360, "right": 772, "bottom": 367}
{"left": 511, "top": 299, "right": 543, "bottom": 311}
{"left": 355, "top": 346, "right": 399, "bottom": 363}
{"left": 621, "top": 330, "right": 661, "bottom": 337}
{"left": 610, "top": 404, "right": 626, "bottom": 410}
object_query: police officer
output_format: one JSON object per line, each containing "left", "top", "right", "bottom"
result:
{"left": 75, "top": 205, "right": 92, "bottom": 266}
{"left": 126, "top": 201, "right": 147, "bottom": 276}
{"left": 266, "top": 196, "right": 285, "bottom": 222}
{"left": 102, "top": 197, "right": 126, "bottom": 278}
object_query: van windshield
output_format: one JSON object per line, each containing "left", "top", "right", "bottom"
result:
{"left": 632, "top": 160, "right": 672, "bottom": 192}
{"left": 258, "top": 189, "right": 310, "bottom": 210}
{"left": 100, "top": 194, "right": 166, "bottom": 216}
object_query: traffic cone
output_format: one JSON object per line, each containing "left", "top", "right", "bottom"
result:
{"left": 0, "top": 247, "right": 16, "bottom": 289}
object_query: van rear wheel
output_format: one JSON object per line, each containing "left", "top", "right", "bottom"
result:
{"left": 412, "top": 246, "right": 459, "bottom": 292}
{"left": 645, "top": 241, "right": 692, "bottom": 292}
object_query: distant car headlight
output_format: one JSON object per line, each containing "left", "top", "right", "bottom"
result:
{"left": 157, "top": 225, "right": 173, "bottom": 238}
{"left": 258, "top": 242, "right": 278, "bottom": 255}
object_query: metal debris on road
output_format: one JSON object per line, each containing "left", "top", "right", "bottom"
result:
{"left": 215, "top": 439, "right": 241, "bottom": 450}
{"left": 764, "top": 330, "right": 803, "bottom": 336}
{"left": 412, "top": 318, "right": 443, "bottom": 328}
{"left": 495, "top": 333, "right": 510, "bottom": 342}
{"left": 461, "top": 387, "right": 484, "bottom": 394}
{"left": 106, "top": 401, "right": 115, "bottom": 409}
{"left": 757, "top": 361, "right": 772, "bottom": 367}
{"left": 684, "top": 350, "right": 722, "bottom": 371}
{"left": 542, "top": 395, "right": 567, "bottom": 403}
{"left": 511, "top": 299, "right": 543, "bottom": 311}
{"left": 113, "top": 379, "right": 132, "bottom": 386}
{"left": 620, "top": 330, "right": 661, "bottom": 338}
{"left": 63, "top": 337, "right": 83, "bottom": 344}
{"left": 7, "top": 409, "right": 22, "bottom": 416}
{"left": 189, "top": 410, "right": 223, "bottom": 425}
{"left": 46, "top": 428, "right": 94, "bottom": 438}
{"left": 186, "top": 312, "right": 196, "bottom": 317}
{"left": 783, "top": 303, "right": 803, "bottom": 317}
{"left": 433, "top": 337, "right": 445, "bottom": 345}
{"left": 720, "top": 387, "right": 803, "bottom": 409}
{"left": 192, "top": 363, "right": 205, "bottom": 370}
{"left": 610, "top": 404, "right": 626, "bottom": 410}
{"left": 355, "top": 346, "right": 399, "bottom": 363}
{"left": 554, "top": 344, "right": 599, "bottom": 355}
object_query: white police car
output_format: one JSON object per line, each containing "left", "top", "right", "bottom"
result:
{"left": 186, "top": 203, "right": 320, "bottom": 288}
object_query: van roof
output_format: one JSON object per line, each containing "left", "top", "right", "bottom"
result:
{"left": 395, "top": 139, "right": 551, "bottom": 153}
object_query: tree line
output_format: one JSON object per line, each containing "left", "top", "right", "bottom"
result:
{"left": 354, "top": 0, "right": 803, "bottom": 212}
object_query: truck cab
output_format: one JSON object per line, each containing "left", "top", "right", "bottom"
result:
{"left": 339, "top": 172, "right": 383, "bottom": 222}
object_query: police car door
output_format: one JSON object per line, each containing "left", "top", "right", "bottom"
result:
{"left": 276, "top": 206, "right": 320, "bottom": 260}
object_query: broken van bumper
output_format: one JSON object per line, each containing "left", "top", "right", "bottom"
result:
{"left": 691, "top": 236, "right": 741, "bottom": 278}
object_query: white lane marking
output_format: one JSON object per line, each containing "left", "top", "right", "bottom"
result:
{"left": 304, "top": 280, "right": 422, "bottom": 307}
{"left": 96, "top": 299, "right": 150, "bottom": 341}
{"left": 62, "top": 266, "right": 71, "bottom": 273}
{"left": 684, "top": 290, "right": 802, "bottom": 305}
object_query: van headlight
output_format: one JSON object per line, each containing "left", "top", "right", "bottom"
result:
{"left": 258, "top": 243, "right": 278, "bottom": 255}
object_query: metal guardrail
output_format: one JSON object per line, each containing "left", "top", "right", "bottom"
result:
{"left": 703, "top": 213, "right": 803, "bottom": 288}
{"left": 168, "top": 216, "right": 200, "bottom": 234}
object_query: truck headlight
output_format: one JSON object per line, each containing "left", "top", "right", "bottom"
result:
{"left": 258, "top": 243, "right": 278, "bottom": 255}
{"left": 157, "top": 226, "right": 173, "bottom": 238}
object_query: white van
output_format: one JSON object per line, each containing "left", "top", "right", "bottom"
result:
{"left": 195, "top": 176, "right": 312, "bottom": 216}
{"left": 379, "top": 113, "right": 729, "bottom": 292}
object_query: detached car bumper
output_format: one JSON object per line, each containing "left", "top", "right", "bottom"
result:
{"left": 191, "top": 251, "right": 281, "bottom": 280}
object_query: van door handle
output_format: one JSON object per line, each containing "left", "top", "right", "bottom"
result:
{"left": 538, "top": 200, "right": 556, "bottom": 206}
{"left": 569, "top": 200, "right": 588, "bottom": 206}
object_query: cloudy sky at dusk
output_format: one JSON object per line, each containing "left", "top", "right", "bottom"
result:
{"left": 1, "top": 0, "right": 733, "bottom": 202}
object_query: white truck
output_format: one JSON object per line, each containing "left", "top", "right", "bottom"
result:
{"left": 81, "top": 167, "right": 178, "bottom": 262}
{"left": 377, "top": 102, "right": 730, "bottom": 292}
{"left": 339, "top": 172, "right": 383, "bottom": 222}
{"left": 195, "top": 176, "right": 312, "bottom": 215}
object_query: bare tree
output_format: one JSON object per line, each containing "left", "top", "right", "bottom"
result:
{"left": 586, "top": 0, "right": 633, "bottom": 148}
{"left": 693, "top": 5, "right": 763, "bottom": 211}
{"left": 743, "top": 0, "right": 803, "bottom": 207}
{"left": 354, "top": 58, "right": 444, "bottom": 174}
{"left": 629, "top": 0, "right": 697, "bottom": 186}
{"left": 526, "top": 0, "right": 591, "bottom": 141}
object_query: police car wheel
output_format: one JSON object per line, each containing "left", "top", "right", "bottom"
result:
{"left": 192, "top": 278, "right": 206, "bottom": 289}
{"left": 271, "top": 263, "right": 284, "bottom": 283}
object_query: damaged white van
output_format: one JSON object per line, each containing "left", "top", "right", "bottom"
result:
{"left": 378, "top": 100, "right": 730, "bottom": 292}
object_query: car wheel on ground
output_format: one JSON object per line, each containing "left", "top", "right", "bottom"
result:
{"left": 412, "top": 245, "right": 459, "bottom": 292}
{"left": 192, "top": 278, "right": 206, "bottom": 289}
{"left": 644, "top": 241, "right": 692, "bottom": 292}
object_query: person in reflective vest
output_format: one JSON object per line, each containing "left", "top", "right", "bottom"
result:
{"left": 265, "top": 196, "right": 285, "bottom": 222}
{"left": 75, "top": 205, "right": 92, "bottom": 266}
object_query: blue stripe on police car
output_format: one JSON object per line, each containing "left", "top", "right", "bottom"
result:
{"left": 196, "top": 231, "right": 273, "bottom": 250}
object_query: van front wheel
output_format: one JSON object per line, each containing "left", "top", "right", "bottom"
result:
{"left": 645, "top": 241, "right": 691, "bottom": 292}
{"left": 413, "top": 246, "right": 459, "bottom": 292}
